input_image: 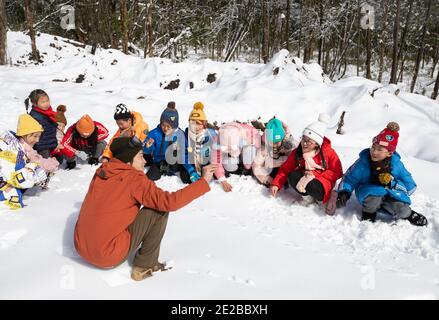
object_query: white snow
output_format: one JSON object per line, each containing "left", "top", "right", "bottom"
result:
{"left": 1, "top": 32, "right": 439, "bottom": 299}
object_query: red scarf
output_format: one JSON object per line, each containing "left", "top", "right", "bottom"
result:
{"left": 32, "top": 106, "right": 57, "bottom": 123}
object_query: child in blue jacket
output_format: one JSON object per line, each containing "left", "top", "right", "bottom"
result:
{"left": 336, "top": 122, "right": 427, "bottom": 226}
{"left": 184, "top": 102, "right": 217, "bottom": 183}
{"left": 25, "top": 89, "right": 59, "bottom": 160}
{"left": 143, "top": 102, "right": 189, "bottom": 183}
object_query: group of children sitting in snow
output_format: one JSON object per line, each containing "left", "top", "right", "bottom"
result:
{"left": 0, "top": 89, "right": 428, "bottom": 227}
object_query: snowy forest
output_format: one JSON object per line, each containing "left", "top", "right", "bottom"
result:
{"left": 0, "top": 0, "right": 438, "bottom": 98}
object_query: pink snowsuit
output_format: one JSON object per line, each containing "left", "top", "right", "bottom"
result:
{"left": 212, "top": 122, "right": 261, "bottom": 182}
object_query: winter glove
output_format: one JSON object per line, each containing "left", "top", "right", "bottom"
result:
{"left": 336, "top": 191, "right": 351, "bottom": 208}
{"left": 34, "top": 167, "right": 48, "bottom": 185}
{"left": 190, "top": 172, "right": 201, "bottom": 183}
{"left": 296, "top": 172, "right": 315, "bottom": 193}
{"left": 65, "top": 161, "right": 76, "bottom": 170}
{"left": 88, "top": 157, "right": 100, "bottom": 166}
{"left": 378, "top": 172, "right": 393, "bottom": 186}
{"left": 75, "top": 151, "right": 88, "bottom": 161}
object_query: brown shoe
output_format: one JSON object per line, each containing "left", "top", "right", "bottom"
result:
{"left": 131, "top": 266, "right": 153, "bottom": 281}
{"left": 131, "top": 262, "right": 171, "bottom": 281}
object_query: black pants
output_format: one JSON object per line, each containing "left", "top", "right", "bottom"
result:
{"left": 146, "top": 161, "right": 192, "bottom": 184}
{"left": 225, "top": 163, "right": 253, "bottom": 177}
{"left": 287, "top": 170, "right": 325, "bottom": 201}
{"left": 37, "top": 148, "right": 64, "bottom": 164}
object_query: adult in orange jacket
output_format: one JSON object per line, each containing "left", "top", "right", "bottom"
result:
{"left": 102, "top": 104, "right": 149, "bottom": 162}
{"left": 271, "top": 114, "right": 343, "bottom": 205}
{"left": 74, "top": 136, "right": 217, "bottom": 281}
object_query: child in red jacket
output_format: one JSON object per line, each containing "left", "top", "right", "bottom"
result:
{"left": 270, "top": 114, "right": 343, "bottom": 206}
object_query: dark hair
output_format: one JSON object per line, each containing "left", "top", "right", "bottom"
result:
{"left": 25, "top": 89, "right": 49, "bottom": 113}
{"left": 72, "top": 126, "right": 99, "bottom": 154}
{"left": 295, "top": 143, "right": 326, "bottom": 170}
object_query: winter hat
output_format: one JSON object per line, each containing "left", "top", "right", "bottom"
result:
{"left": 55, "top": 105, "right": 67, "bottom": 125}
{"left": 372, "top": 122, "right": 400, "bottom": 152}
{"left": 76, "top": 114, "right": 95, "bottom": 136}
{"left": 303, "top": 113, "right": 330, "bottom": 146}
{"left": 114, "top": 103, "right": 131, "bottom": 121}
{"left": 189, "top": 102, "right": 207, "bottom": 122}
{"left": 110, "top": 137, "right": 142, "bottom": 163}
{"left": 16, "top": 114, "right": 44, "bottom": 137}
{"left": 265, "top": 118, "right": 285, "bottom": 143}
{"left": 160, "top": 101, "right": 179, "bottom": 129}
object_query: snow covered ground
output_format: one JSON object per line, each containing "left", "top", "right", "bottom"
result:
{"left": 1, "top": 32, "right": 439, "bottom": 299}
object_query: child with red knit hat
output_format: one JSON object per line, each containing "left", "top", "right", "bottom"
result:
{"left": 60, "top": 114, "right": 109, "bottom": 170}
{"left": 336, "top": 122, "right": 427, "bottom": 226}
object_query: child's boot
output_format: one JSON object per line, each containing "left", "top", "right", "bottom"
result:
{"left": 361, "top": 211, "right": 376, "bottom": 222}
{"left": 406, "top": 210, "right": 428, "bottom": 226}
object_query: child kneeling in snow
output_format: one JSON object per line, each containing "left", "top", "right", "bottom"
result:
{"left": 101, "top": 103, "right": 149, "bottom": 163}
{"left": 143, "top": 102, "right": 189, "bottom": 183}
{"left": 0, "top": 115, "right": 59, "bottom": 209}
{"left": 252, "top": 117, "right": 298, "bottom": 187}
{"left": 211, "top": 121, "right": 261, "bottom": 192}
{"left": 336, "top": 122, "right": 427, "bottom": 226}
{"left": 183, "top": 102, "right": 218, "bottom": 183}
{"left": 270, "top": 114, "right": 343, "bottom": 206}
{"left": 60, "top": 114, "right": 109, "bottom": 170}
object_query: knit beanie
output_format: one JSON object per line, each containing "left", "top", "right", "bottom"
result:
{"left": 55, "top": 105, "right": 67, "bottom": 125}
{"left": 114, "top": 103, "right": 131, "bottom": 121}
{"left": 110, "top": 137, "right": 142, "bottom": 163}
{"left": 160, "top": 101, "right": 179, "bottom": 129}
{"left": 265, "top": 118, "right": 285, "bottom": 143}
{"left": 372, "top": 122, "right": 400, "bottom": 152}
{"left": 303, "top": 113, "right": 330, "bottom": 146}
{"left": 16, "top": 114, "right": 44, "bottom": 137}
{"left": 76, "top": 114, "right": 95, "bottom": 136}
{"left": 189, "top": 102, "right": 207, "bottom": 122}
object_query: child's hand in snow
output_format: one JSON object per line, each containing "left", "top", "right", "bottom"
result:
{"left": 201, "top": 164, "right": 218, "bottom": 183}
{"left": 221, "top": 181, "right": 233, "bottom": 192}
{"left": 270, "top": 185, "right": 279, "bottom": 197}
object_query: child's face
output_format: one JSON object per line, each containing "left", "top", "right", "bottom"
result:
{"left": 36, "top": 95, "right": 51, "bottom": 110}
{"left": 22, "top": 132, "right": 42, "bottom": 147}
{"left": 57, "top": 122, "right": 66, "bottom": 131}
{"left": 116, "top": 118, "right": 132, "bottom": 131}
{"left": 161, "top": 122, "right": 174, "bottom": 136}
{"left": 301, "top": 136, "right": 318, "bottom": 153}
{"left": 370, "top": 143, "right": 392, "bottom": 162}
{"left": 189, "top": 120, "right": 205, "bottom": 134}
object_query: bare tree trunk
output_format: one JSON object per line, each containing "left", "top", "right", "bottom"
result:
{"left": 0, "top": 0, "right": 6, "bottom": 65}
{"left": 395, "top": 0, "right": 414, "bottom": 83}
{"left": 432, "top": 68, "right": 439, "bottom": 100}
{"left": 411, "top": 0, "right": 432, "bottom": 93}
{"left": 24, "top": 0, "right": 40, "bottom": 62}
{"left": 366, "top": 27, "right": 371, "bottom": 79}
{"left": 120, "top": 0, "right": 129, "bottom": 54}
{"left": 377, "top": 2, "right": 389, "bottom": 83}
{"left": 262, "top": 0, "right": 269, "bottom": 64}
{"left": 298, "top": 0, "right": 302, "bottom": 58}
{"left": 318, "top": 0, "right": 324, "bottom": 65}
{"left": 110, "top": 1, "right": 118, "bottom": 49}
{"left": 144, "top": 0, "right": 153, "bottom": 58}
{"left": 390, "top": 0, "right": 400, "bottom": 84}
{"left": 356, "top": 0, "right": 360, "bottom": 76}
{"left": 286, "top": 0, "right": 290, "bottom": 51}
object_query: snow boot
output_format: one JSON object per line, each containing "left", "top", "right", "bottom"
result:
{"left": 406, "top": 210, "right": 428, "bottom": 227}
{"left": 361, "top": 211, "right": 376, "bottom": 223}
{"left": 131, "top": 262, "right": 171, "bottom": 281}
{"left": 65, "top": 161, "right": 76, "bottom": 170}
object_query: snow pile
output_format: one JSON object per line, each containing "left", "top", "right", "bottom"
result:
{"left": 1, "top": 32, "right": 439, "bottom": 299}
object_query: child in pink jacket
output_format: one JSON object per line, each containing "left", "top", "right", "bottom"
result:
{"left": 212, "top": 122, "right": 261, "bottom": 192}
{"left": 252, "top": 118, "right": 298, "bottom": 186}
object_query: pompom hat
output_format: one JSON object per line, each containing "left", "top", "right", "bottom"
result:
{"left": 189, "top": 102, "right": 207, "bottom": 122}
{"left": 302, "top": 113, "right": 330, "bottom": 146}
{"left": 372, "top": 122, "right": 400, "bottom": 152}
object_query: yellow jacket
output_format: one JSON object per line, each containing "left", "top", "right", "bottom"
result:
{"left": 102, "top": 111, "right": 149, "bottom": 159}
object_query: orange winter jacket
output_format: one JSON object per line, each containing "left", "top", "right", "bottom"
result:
{"left": 74, "top": 158, "right": 210, "bottom": 268}
{"left": 102, "top": 111, "right": 149, "bottom": 159}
